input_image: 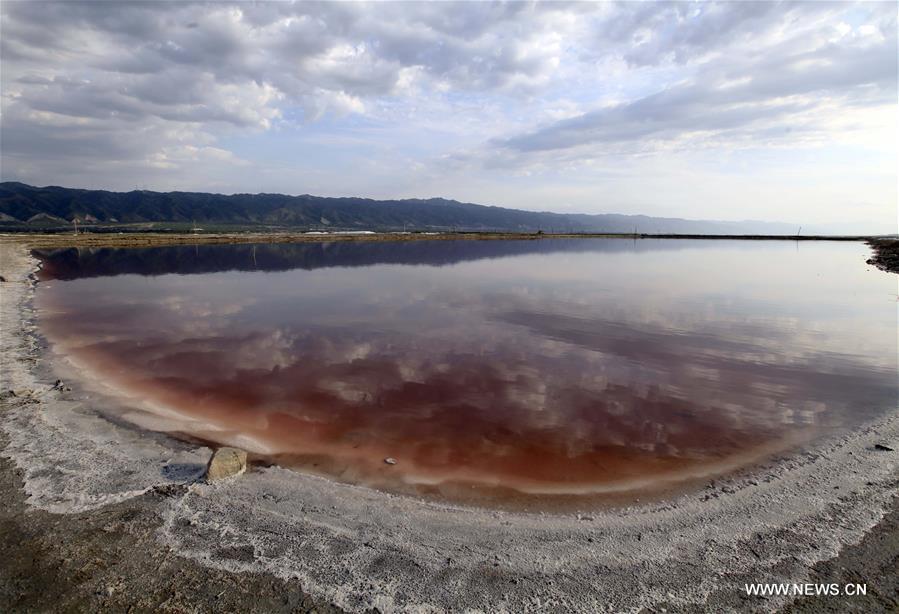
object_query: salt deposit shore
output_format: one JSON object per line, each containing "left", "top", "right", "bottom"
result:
{"left": 1, "top": 236, "right": 897, "bottom": 612}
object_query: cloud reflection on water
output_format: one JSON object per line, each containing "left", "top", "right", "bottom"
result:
{"left": 35, "top": 239, "right": 898, "bottom": 504}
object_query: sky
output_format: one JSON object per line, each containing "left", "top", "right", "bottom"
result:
{"left": 1, "top": 1, "right": 896, "bottom": 232}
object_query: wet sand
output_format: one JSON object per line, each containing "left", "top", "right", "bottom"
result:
{"left": 1, "top": 236, "right": 898, "bottom": 612}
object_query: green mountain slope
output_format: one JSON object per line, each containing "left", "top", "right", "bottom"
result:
{"left": 0, "top": 182, "right": 796, "bottom": 234}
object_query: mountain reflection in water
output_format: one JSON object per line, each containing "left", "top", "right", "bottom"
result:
{"left": 34, "top": 239, "right": 898, "bottom": 507}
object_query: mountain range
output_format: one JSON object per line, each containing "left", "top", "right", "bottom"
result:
{"left": 0, "top": 181, "right": 800, "bottom": 234}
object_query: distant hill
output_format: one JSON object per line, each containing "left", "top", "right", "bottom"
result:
{"left": 0, "top": 181, "right": 798, "bottom": 234}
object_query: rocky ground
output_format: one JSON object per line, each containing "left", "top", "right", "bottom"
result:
{"left": 866, "top": 238, "right": 899, "bottom": 274}
{"left": 1, "top": 236, "right": 897, "bottom": 613}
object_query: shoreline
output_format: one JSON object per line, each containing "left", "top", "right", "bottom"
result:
{"left": 0, "top": 230, "right": 886, "bottom": 251}
{"left": 2, "top": 237, "right": 897, "bottom": 612}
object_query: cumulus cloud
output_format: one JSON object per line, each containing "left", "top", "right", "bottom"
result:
{"left": 0, "top": 1, "right": 895, "bottom": 229}
{"left": 1, "top": 1, "right": 590, "bottom": 185}
{"left": 2, "top": 2, "right": 571, "bottom": 124}
{"left": 497, "top": 3, "right": 896, "bottom": 156}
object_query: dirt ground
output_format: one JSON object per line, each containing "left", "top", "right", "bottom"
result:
{"left": 0, "top": 431, "right": 349, "bottom": 614}
{"left": 783, "top": 500, "right": 899, "bottom": 613}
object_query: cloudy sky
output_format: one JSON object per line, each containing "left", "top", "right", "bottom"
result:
{"left": 1, "top": 1, "right": 896, "bottom": 231}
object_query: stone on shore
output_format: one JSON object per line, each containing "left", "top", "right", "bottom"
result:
{"left": 206, "top": 447, "right": 248, "bottom": 482}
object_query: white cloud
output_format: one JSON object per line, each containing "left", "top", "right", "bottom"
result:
{"left": 0, "top": 1, "right": 896, "bottom": 230}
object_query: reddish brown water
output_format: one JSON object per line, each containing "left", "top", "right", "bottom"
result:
{"left": 34, "top": 239, "right": 897, "bottom": 506}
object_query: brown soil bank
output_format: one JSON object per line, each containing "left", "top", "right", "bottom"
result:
{"left": 0, "top": 230, "right": 881, "bottom": 250}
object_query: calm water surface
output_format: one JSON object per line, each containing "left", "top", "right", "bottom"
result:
{"left": 35, "top": 239, "right": 897, "bottom": 507}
